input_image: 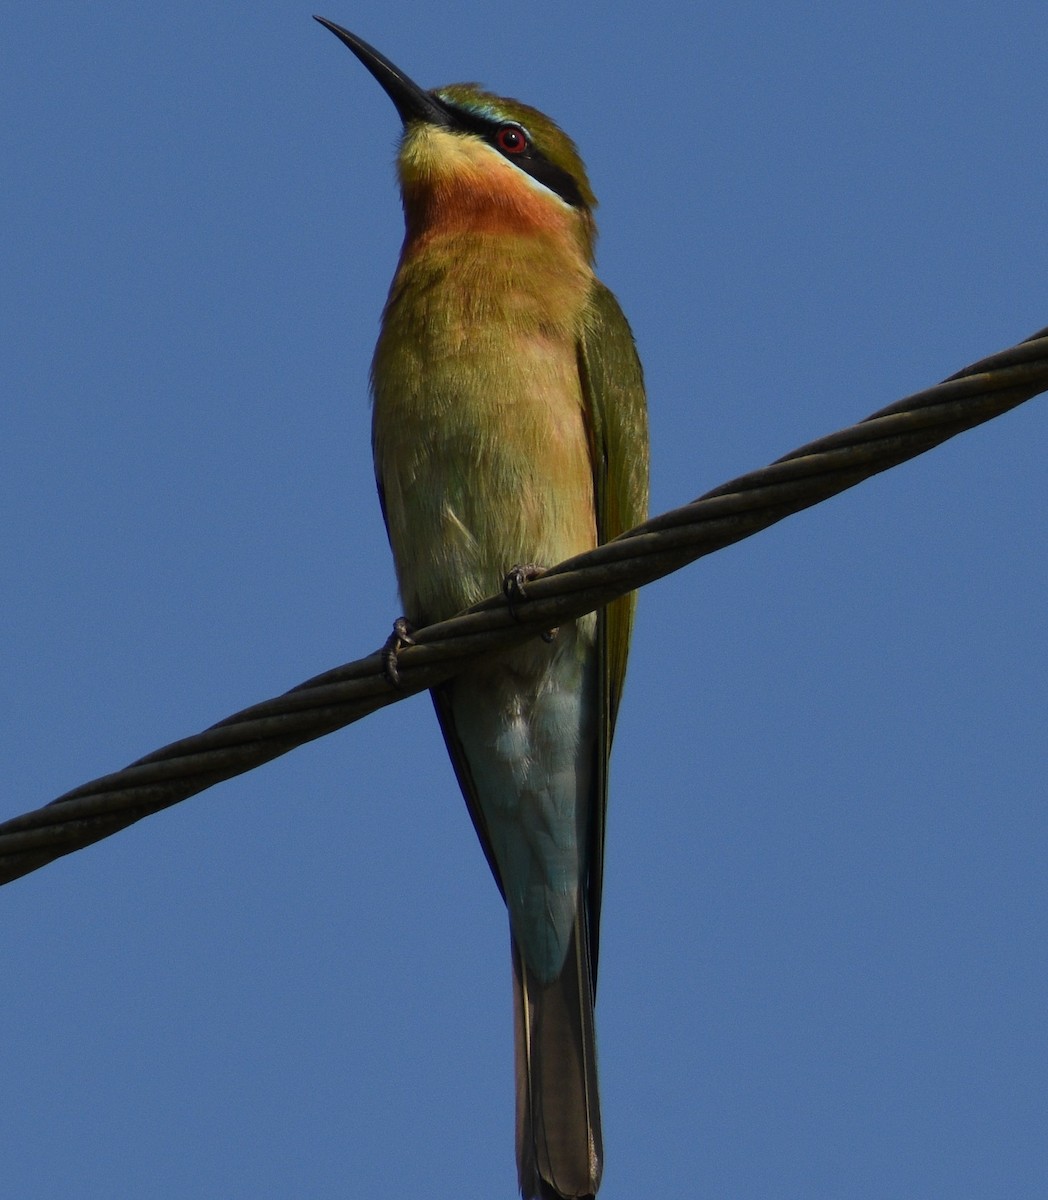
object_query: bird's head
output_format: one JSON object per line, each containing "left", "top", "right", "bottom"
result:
{"left": 315, "top": 17, "right": 598, "bottom": 261}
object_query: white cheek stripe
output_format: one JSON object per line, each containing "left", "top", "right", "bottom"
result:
{"left": 478, "top": 138, "right": 575, "bottom": 211}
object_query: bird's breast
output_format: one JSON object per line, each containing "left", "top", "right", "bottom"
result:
{"left": 371, "top": 232, "right": 597, "bottom": 625}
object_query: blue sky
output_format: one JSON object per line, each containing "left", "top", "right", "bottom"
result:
{"left": 3, "top": 3, "right": 1046, "bottom": 1197}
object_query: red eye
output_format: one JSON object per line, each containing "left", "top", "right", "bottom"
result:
{"left": 495, "top": 125, "right": 528, "bottom": 155}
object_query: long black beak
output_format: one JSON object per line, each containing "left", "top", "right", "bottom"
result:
{"left": 314, "top": 17, "right": 450, "bottom": 128}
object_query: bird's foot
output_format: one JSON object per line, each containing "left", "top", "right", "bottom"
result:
{"left": 503, "top": 563, "right": 559, "bottom": 643}
{"left": 503, "top": 563, "right": 546, "bottom": 608}
{"left": 381, "top": 616, "right": 416, "bottom": 687}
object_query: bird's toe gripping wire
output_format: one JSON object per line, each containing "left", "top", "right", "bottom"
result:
{"left": 503, "top": 564, "right": 559, "bottom": 643}
{"left": 382, "top": 616, "right": 416, "bottom": 687}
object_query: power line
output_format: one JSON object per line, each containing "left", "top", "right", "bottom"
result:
{"left": 1, "top": 323, "right": 1045, "bottom": 886}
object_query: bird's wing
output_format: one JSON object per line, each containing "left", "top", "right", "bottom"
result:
{"left": 577, "top": 280, "right": 650, "bottom": 981}
{"left": 431, "top": 686, "right": 506, "bottom": 900}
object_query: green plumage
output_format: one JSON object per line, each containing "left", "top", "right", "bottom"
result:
{"left": 577, "top": 280, "right": 649, "bottom": 975}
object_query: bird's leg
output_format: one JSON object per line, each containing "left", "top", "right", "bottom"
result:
{"left": 382, "top": 616, "right": 416, "bottom": 687}
{"left": 503, "top": 564, "right": 559, "bottom": 643}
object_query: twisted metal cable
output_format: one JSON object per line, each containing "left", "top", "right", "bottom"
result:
{"left": 2, "top": 324, "right": 1045, "bottom": 886}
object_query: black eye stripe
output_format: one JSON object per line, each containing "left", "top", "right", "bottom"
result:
{"left": 440, "top": 103, "right": 586, "bottom": 208}
{"left": 507, "top": 148, "right": 586, "bottom": 208}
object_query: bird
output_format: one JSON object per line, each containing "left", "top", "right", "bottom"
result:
{"left": 315, "top": 17, "right": 649, "bottom": 1198}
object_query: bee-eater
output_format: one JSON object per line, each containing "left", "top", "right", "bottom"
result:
{"left": 316, "top": 18, "right": 649, "bottom": 1198}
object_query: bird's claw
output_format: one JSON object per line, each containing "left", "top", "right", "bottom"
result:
{"left": 503, "top": 563, "right": 559, "bottom": 642}
{"left": 503, "top": 563, "right": 546, "bottom": 608}
{"left": 382, "top": 616, "right": 416, "bottom": 687}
